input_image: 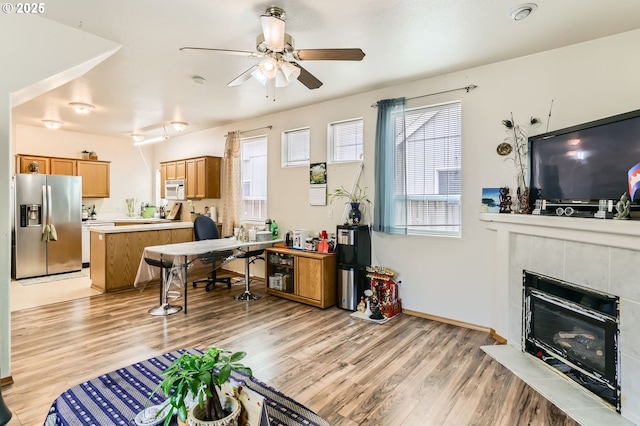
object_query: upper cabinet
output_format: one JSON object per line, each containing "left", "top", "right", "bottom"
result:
{"left": 16, "top": 154, "right": 110, "bottom": 198}
{"left": 50, "top": 158, "right": 77, "bottom": 176}
{"left": 162, "top": 156, "right": 221, "bottom": 199}
{"left": 18, "top": 155, "right": 50, "bottom": 174}
{"left": 77, "top": 160, "right": 110, "bottom": 198}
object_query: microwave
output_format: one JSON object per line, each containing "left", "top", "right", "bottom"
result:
{"left": 165, "top": 179, "right": 185, "bottom": 200}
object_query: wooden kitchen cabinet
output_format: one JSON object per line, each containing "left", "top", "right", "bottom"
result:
{"left": 165, "top": 156, "right": 221, "bottom": 199}
{"left": 50, "top": 158, "right": 77, "bottom": 175}
{"left": 160, "top": 163, "right": 166, "bottom": 198}
{"left": 166, "top": 162, "right": 176, "bottom": 180}
{"left": 90, "top": 225, "right": 194, "bottom": 293}
{"left": 17, "top": 154, "right": 111, "bottom": 198}
{"left": 77, "top": 160, "right": 110, "bottom": 198}
{"left": 265, "top": 247, "right": 336, "bottom": 308}
{"left": 175, "top": 160, "right": 186, "bottom": 179}
{"left": 17, "top": 155, "right": 50, "bottom": 174}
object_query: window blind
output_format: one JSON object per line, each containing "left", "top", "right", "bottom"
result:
{"left": 283, "top": 128, "right": 310, "bottom": 167}
{"left": 330, "top": 118, "right": 363, "bottom": 162}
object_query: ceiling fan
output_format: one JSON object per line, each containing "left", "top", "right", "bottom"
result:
{"left": 180, "top": 6, "right": 365, "bottom": 90}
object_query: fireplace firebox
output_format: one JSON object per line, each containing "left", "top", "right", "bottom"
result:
{"left": 523, "top": 270, "right": 620, "bottom": 411}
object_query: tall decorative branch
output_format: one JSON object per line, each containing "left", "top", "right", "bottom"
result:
{"left": 501, "top": 114, "right": 541, "bottom": 213}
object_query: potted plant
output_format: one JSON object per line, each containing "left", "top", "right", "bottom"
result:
{"left": 328, "top": 184, "right": 371, "bottom": 224}
{"left": 151, "top": 346, "right": 252, "bottom": 426}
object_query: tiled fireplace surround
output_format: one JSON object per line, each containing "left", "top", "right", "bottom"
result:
{"left": 481, "top": 213, "right": 640, "bottom": 425}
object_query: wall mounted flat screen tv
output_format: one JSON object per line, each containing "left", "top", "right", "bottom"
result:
{"left": 529, "top": 109, "right": 640, "bottom": 207}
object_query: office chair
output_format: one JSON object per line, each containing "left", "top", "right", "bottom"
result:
{"left": 192, "top": 215, "right": 233, "bottom": 291}
{"left": 235, "top": 247, "right": 265, "bottom": 301}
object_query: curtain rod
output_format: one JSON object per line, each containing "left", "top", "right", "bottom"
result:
{"left": 224, "top": 125, "right": 273, "bottom": 137}
{"left": 370, "top": 84, "right": 477, "bottom": 108}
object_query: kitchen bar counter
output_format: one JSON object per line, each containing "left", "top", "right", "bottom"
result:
{"left": 89, "top": 221, "right": 195, "bottom": 293}
{"left": 89, "top": 221, "right": 192, "bottom": 234}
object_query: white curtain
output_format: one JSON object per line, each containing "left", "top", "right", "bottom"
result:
{"left": 222, "top": 131, "right": 241, "bottom": 237}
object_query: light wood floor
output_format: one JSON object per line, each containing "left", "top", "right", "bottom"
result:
{"left": 4, "top": 280, "right": 580, "bottom": 426}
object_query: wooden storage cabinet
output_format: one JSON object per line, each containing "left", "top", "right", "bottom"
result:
{"left": 18, "top": 155, "right": 50, "bottom": 174}
{"left": 50, "top": 158, "right": 77, "bottom": 176}
{"left": 17, "top": 154, "right": 110, "bottom": 198}
{"left": 90, "top": 227, "right": 193, "bottom": 293}
{"left": 77, "top": 160, "right": 110, "bottom": 198}
{"left": 265, "top": 247, "right": 336, "bottom": 308}
{"left": 163, "top": 156, "right": 221, "bottom": 199}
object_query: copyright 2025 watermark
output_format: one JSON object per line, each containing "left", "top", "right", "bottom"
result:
{"left": 2, "top": 2, "right": 45, "bottom": 13}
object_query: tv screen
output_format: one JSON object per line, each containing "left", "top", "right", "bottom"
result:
{"left": 529, "top": 109, "right": 640, "bottom": 206}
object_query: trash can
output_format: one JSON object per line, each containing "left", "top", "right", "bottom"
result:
{"left": 338, "top": 266, "right": 357, "bottom": 310}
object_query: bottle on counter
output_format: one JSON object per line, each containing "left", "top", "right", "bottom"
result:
{"left": 271, "top": 219, "right": 278, "bottom": 239}
{"left": 90, "top": 205, "right": 97, "bottom": 220}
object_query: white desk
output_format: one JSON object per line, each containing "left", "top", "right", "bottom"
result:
{"left": 134, "top": 238, "right": 284, "bottom": 313}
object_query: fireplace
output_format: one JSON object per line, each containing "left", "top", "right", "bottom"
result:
{"left": 523, "top": 270, "right": 620, "bottom": 411}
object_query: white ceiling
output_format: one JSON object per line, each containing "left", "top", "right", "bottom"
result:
{"left": 11, "top": 0, "right": 640, "bottom": 141}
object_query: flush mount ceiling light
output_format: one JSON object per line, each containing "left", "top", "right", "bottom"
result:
{"left": 42, "top": 119, "right": 63, "bottom": 130}
{"left": 69, "top": 102, "right": 95, "bottom": 114}
{"left": 192, "top": 75, "right": 206, "bottom": 85}
{"left": 510, "top": 3, "right": 537, "bottom": 21}
{"left": 131, "top": 134, "right": 145, "bottom": 142}
{"left": 171, "top": 121, "right": 188, "bottom": 132}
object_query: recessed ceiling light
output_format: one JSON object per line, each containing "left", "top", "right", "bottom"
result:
{"left": 42, "top": 119, "right": 63, "bottom": 130}
{"left": 69, "top": 102, "right": 95, "bottom": 114}
{"left": 171, "top": 121, "right": 188, "bottom": 132}
{"left": 510, "top": 3, "right": 537, "bottom": 21}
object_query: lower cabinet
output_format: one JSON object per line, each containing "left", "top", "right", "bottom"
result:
{"left": 265, "top": 247, "right": 336, "bottom": 308}
{"left": 90, "top": 227, "right": 193, "bottom": 293}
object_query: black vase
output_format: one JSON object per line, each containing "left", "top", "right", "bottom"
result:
{"left": 348, "top": 202, "right": 362, "bottom": 224}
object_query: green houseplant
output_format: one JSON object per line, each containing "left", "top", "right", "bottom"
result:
{"left": 151, "top": 346, "right": 252, "bottom": 426}
{"left": 329, "top": 184, "right": 371, "bottom": 224}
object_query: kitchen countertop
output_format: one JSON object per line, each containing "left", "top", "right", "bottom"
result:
{"left": 83, "top": 217, "right": 171, "bottom": 224}
{"left": 89, "top": 221, "right": 193, "bottom": 233}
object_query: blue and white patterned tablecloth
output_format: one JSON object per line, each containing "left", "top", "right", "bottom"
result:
{"left": 45, "top": 349, "right": 329, "bottom": 426}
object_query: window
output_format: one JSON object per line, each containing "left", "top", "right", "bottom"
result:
{"left": 375, "top": 100, "right": 461, "bottom": 236}
{"left": 329, "top": 118, "right": 363, "bottom": 162}
{"left": 241, "top": 136, "right": 267, "bottom": 221}
{"left": 281, "top": 127, "right": 310, "bottom": 167}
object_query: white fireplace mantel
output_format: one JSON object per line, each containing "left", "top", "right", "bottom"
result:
{"left": 480, "top": 213, "right": 640, "bottom": 251}
{"left": 480, "top": 212, "right": 640, "bottom": 425}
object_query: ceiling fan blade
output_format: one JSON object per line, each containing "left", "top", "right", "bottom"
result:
{"left": 260, "top": 15, "right": 285, "bottom": 51}
{"left": 228, "top": 65, "right": 259, "bottom": 86}
{"left": 292, "top": 48, "right": 365, "bottom": 61}
{"left": 290, "top": 62, "right": 323, "bottom": 89}
{"left": 180, "top": 47, "right": 261, "bottom": 58}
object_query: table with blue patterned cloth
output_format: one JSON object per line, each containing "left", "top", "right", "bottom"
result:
{"left": 45, "top": 349, "right": 329, "bottom": 426}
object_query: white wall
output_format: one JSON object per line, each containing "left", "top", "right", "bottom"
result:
{"left": 15, "top": 124, "right": 154, "bottom": 216}
{"left": 156, "top": 28, "right": 640, "bottom": 333}
{"left": 1, "top": 15, "right": 120, "bottom": 378}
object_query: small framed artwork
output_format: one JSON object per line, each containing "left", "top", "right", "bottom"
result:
{"left": 481, "top": 187, "right": 501, "bottom": 213}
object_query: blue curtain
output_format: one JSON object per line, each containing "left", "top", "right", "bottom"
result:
{"left": 373, "top": 98, "right": 406, "bottom": 233}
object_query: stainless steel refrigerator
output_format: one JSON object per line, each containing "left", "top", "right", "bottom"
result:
{"left": 12, "top": 173, "right": 82, "bottom": 279}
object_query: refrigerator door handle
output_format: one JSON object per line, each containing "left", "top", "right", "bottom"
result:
{"left": 42, "top": 185, "right": 48, "bottom": 233}
{"left": 47, "top": 185, "right": 53, "bottom": 225}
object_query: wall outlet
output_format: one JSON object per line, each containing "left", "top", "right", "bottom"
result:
{"left": 328, "top": 209, "right": 333, "bottom": 218}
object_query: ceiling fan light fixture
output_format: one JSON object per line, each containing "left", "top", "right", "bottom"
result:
{"left": 257, "top": 57, "right": 278, "bottom": 80}
{"left": 69, "top": 102, "right": 95, "bottom": 114}
{"left": 509, "top": 3, "right": 537, "bottom": 21}
{"left": 276, "top": 61, "right": 301, "bottom": 87}
{"left": 42, "top": 119, "right": 63, "bottom": 130}
{"left": 261, "top": 7, "right": 286, "bottom": 51}
{"left": 171, "top": 121, "right": 188, "bottom": 132}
